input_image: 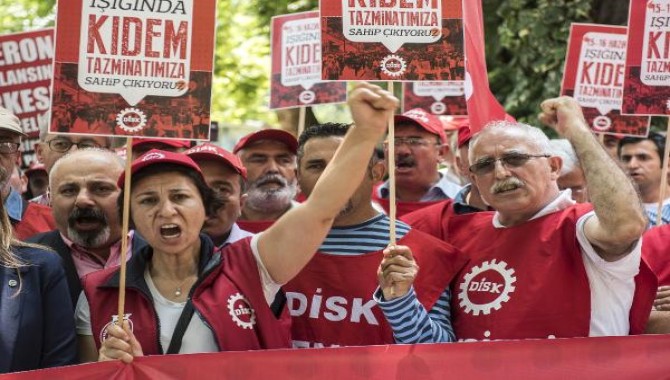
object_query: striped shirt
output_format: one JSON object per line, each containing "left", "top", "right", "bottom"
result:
{"left": 319, "top": 213, "right": 455, "bottom": 343}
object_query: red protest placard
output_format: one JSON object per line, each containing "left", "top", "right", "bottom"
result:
{"left": 0, "top": 29, "right": 53, "bottom": 167}
{"left": 270, "top": 11, "right": 347, "bottom": 110}
{"left": 320, "top": 0, "right": 464, "bottom": 81}
{"left": 561, "top": 23, "right": 650, "bottom": 137}
{"left": 403, "top": 81, "right": 467, "bottom": 115}
{"left": 622, "top": 0, "right": 670, "bottom": 116}
{"left": 50, "top": 0, "right": 216, "bottom": 140}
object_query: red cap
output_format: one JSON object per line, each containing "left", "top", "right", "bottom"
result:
{"left": 132, "top": 138, "right": 191, "bottom": 150}
{"left": 185, "top": 143, "right": 247, "bottom": 179}
{"left": 117, "top": 149, "right": 203, "bottom": 188}
{"left": 25, "top": 162, "right": 46, "bottom": 176}
{"left": 456, "top": 119, "right": 473, "bottom": 148}
{"left": 395, "top": 108, "right": 447, "bottom": 145}
{"left": 233, "top": 129, "right": 298, "bottom": 154}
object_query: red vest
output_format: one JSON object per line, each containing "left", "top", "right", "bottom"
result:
{"left": 82, "top": 237, "right": 290, "bottom": 354}
{"left": 642, "top": 224, "right": 670, "bottom": 285}
{"left": 446, "top": 205, "right": 655, "bottom": 340}
{"left": 284, "top": 229, "right": 466, "bottom": 347}
{"left": 237, "top": 220, "right": 275, "bottom": 233}
{"left": 371, "top": 184, "right": 444, "bottom": 218}
{"left": 13, "top": 203, "right": 56, "bottom": 240}
{"left": 401, "top": 199, "right": 459, "bottom": 240}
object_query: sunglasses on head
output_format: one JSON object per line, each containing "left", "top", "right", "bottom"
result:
{"left": 469, "top": 152, "right": 550, "bottom": 175}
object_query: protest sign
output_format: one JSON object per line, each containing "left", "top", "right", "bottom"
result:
{"left": 0, "top": 29, "right": 53, "bottom": 167}
{"left": 403, "top": 81, "right": 467, "bottom": 115}
{"left": 622, "top": 0, "right": 670, "bottom": 116}
{"left": 50, "top": 0, "right": 217, "bottom": 140}
{"left": 270, "top": 11, "right": 347, "bottom": 110}
{"left": 320, "top": 0, "right": 464, "bottom": 81}
{"left": 561, "top": 23, "right": 649, "bottom": 136}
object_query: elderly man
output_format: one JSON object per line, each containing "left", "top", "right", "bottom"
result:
{"left": 618, "top": 132, "right": 670, "bottom": 226}
{"left": 379, "top": 97, "right": 655, "bottom": 342}
{"left": 233, "top": 129, "right": 299, "bottom": 232}
{"left": 0, "top": 108, "right": 55, "bottom": 239}
{"left": 33, "top": 122, "right": 111, "bottom": 206}
{"left": 185, "top": 143, "right": 252, "bottom": 246}
{"left": 550, "top": 139, "right": 588, "bottom": 203}
{"left": 372, "top": 108, "right": 461, "bottom": 217}
{"left": 285, "top": 122, "right": 463, "bottom": 348}
{"left": 28, "top": 149, "right": 142, "bottom": 307}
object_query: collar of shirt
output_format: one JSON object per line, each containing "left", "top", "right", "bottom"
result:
{"left": 221, "top": 223, "right": 254, "bottom": 247}
{"left": 5, "top": 188, "right": 23, "bottom": 222}
{"left": 29, "top": 190, "right": 51, "bottom": 206}
{"left": 378, "top": 173, "right": 462, "bottom": 201}
{"left": 492, "top": 189, "right": 575, "bottom": 228}
{"left": 61, "top": 230, "right": 135, "bottom": 278}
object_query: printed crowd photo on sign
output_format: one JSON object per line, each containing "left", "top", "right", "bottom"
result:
{"left": 0, "top": 29, "right": 54, "bottom": 167}
{"left": 49, "top": 0, "right": 217, "bottom": 140}
{"left": 622, "top": 0, "right": 670, "bottom": 116}
{"left": 270, "top": 11, "right": 347, "bottom": 110}
{"left": 561, "top": 23, "right": 650, "bottom": 137}
{"left": 320, "top": 0, "right": 464, "bottom": 81}
{"left": 403, "top": 81, "right": 467, "bottom": 115}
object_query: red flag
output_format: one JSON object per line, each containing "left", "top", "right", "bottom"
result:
{"left": 463, "top": 0, "right": 508, "bottom": 133}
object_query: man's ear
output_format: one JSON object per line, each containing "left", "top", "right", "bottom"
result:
{"left": 369, "top": 160, "right": 386, "bottom": 182}
{"left": 35, "top": 142, "right": 45, "bottom": 163}
{"left": 549, "top": 156, "right": 563, "bottom": 180}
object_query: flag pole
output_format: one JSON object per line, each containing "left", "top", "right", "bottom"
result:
{"left": 387, "top": 81, "right": 397, "bottom": 245}
{"left": 298, "top": 106, "right": 306, "bottom": 137}
{"left": 117, "top": 136, "right": 133, "bottom": 326}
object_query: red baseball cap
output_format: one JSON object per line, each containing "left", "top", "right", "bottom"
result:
{"left": 233, "top": 129, "right": 298, "bottom": 154}
{"left": 132, "top": 138, "right": 191, "bottom": 150}
{"left": 117, "top": 149, "right": 203, "bottom": 188}
{"left": 185, "top": 143, "right": 247, "bottom": 179}
{"left": 395, "top": 108, "right": 447, "bottom": 145}
{"left": 456, "top": 120, "right": 473, "bottom": 148}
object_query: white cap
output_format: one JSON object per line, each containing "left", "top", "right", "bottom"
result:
{"left": 0, "top": 107, "right": 26, "bottom": 137}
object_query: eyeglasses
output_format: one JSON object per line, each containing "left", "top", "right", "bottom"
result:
{"left": 47, "top": 139, "right": 102, "bottom": 153}
{"left": 384, "top": 137, "right": 440, "bottom": 148}
{"left": 469, "top": 153, "right": 550, "bottom": 175}
{"left": 0, "top": 142, "right": 20, "bottom": 155}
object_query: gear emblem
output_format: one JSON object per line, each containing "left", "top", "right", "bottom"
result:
{"left": 116, "top": 107, "right": 147, "bottom": 133}
{"left": 380, "top": 54, "right": 407, "bottom": 78}
{"left": 227, "top": 293, "right": 256, "bottom": 330}
{"left": 100, "top": 313, "right": 133, "bottom": 343}
{"left": 458, "top": 259, "right": 516, "bottom": 316}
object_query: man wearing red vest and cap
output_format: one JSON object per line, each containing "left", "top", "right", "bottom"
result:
{"left": 185, "top": 143, "right": 253, "bottom": 247}
{"left": 378, "top": 97, "right": 656, "bottom": 341}
{"left": 233, "top": 129, "right": 299, "bottom": 233}
{"left": 372, "top": 108, "right": 461, "bottom": 217}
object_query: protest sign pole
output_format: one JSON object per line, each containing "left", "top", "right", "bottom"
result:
{"left": 656, "top": 120, "right": 670, "bottom": 226}
{"left": 387, "top": 82, "right": 397, "bottom": 245}
{"left": 298, "top": 107, "right": 306, "bottom": 136}
{"left": 117, "top": 137, "right": 133, "bottom": 325}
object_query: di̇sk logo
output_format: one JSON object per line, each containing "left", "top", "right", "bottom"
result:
{"left": 458, "top": 259, "right": 516, "bottom": 316}
{"left": 227, "top": 293, "right": 256, "bottom": 329}
{"left": 100, "top": 314, "right": 133, "bottom": 343}
{"left": 116, "top": 107, "right": 147, "bottom": 133}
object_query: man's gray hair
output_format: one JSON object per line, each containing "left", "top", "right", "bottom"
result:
{"left": 549, "top": 139, "right": 580, "bottom": 176}
{"left": 469, "top": 120, "right": 552, "bottom": 162}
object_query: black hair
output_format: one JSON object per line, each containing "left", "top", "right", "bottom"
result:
{"left": 117, "top": 163, "right": 224, "bottom": 223}
{"left": 297, "top": 122, "right": 352, "bottom": 162}
{"left": 618, "top": 131, "right": 666, "bottom": 165}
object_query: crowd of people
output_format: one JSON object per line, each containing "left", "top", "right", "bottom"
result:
{"left": 0, "top": 82, "right": 669, "bottom": 374}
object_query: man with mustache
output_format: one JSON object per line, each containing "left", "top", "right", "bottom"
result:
{"left": 233, "top": 129, "right": 299, "bottom": 233}
{"left": 0, "top": 108, "right": 55, "bottom": 239}
{"left": 618, "top": 132, "right": 669, "bottom": 227}
{"left": 28, "top": 149, "right": 142, "bottom": 308}
{"left": 379, "top": 97, "right": 656, "bottom": 341}
{"left": 372, "top": 108, "right": 461, "bottom": 217}
{"left": 285, "top": 122, "right": 464, "bottom": 348}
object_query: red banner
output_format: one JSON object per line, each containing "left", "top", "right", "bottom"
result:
{"left": 320, "top": 0, "right": 464, "bottom": 81}
{"left": 0, "top": 29, "right": 53, "bottom": 167}
{"left": 4, "top": 335, "right": 670, "bottom": 379}
{"left": 622, "top": 0, "right": 670, "bottom": 116}
{"left": 561, "top": 23, "right": 650, "bottom": 137}
{"left": 50, "top": 0, "right": 217, "bottom": 140}
{"left": 270, "top": 11, "right": 347, "bottom": 110}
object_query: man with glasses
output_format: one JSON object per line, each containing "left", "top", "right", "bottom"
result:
{"left": 0, "top": 108, "right": 55, "bottom": 239}
{"left": 372, "top": 108, "right": 461, "bottom": 217}
{"left": 33, "top": 123, "right": 111, "bottom": 206}
{"left": 377, "top": 97, "right": 656, "bottom": 341}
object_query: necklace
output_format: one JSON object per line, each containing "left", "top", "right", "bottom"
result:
{"left": 173, "top": 276, "right": 194, "bottom": 297}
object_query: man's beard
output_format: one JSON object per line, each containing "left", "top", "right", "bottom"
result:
{"left": 67, "top": 206, "right": 111, "bottom": 248}
{"left": 245, "top": 173, "right": 297, "bottom": 214}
